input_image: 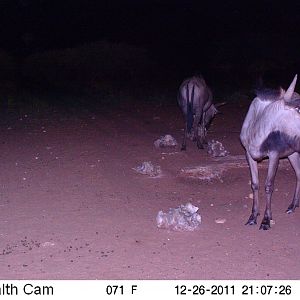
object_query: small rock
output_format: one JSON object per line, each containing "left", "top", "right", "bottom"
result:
{"left": 215, "top": 218, "right": 226, "bottom": 224}
{"left": 207, "top": 140, "right": 229, "bottom": 157}
{"left": 133, "top": 161, "right": 161, "bottom": 177}
{"left": 157, "top": 203, "right": 201, "bottom": 231}
{"left": 154, "top": 134, "right": 177, "bottom": 148}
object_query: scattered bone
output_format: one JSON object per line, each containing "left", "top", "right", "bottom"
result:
{"left": 161, "top": 152, "right": 180, "bottom": 155}
{"left": 180, "top": 161, "right": 248, "bottom": 181}
{"left": 212, "top": 154, "right": 246, "bottom": 162}
{"left": 207, "top": 140, "right": 229, "bottom": 157}
{"left": 154, "top": 134, "right": 177, "bottom": 148}
{"left": 213, "top": 154, "right": 291, "bottom": 168}
{"left": 215, "top": 218, "right": 226, "bottom": 224}
{"left": 181, "top": 155, "right": 292, "bottom": 181}
{"left": 133, "top": 161, "right": 162, "bottom": 177}
{"left": 41, "top": 242, "right": 55, "bottom": 247}
{"left": 180, "top": 165, "right": 224, "bottom": 181}
{"left": 156, "top": 203, "right": 201, "bottom": 231}
{"left": 180, "top": 160, "right": 249, "bottom": 181}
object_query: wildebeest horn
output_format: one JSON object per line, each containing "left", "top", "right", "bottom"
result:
{"left": 215, "top": 102, "right": 227, "bottom": 108}
{"left": 284, "top": 74, "right": 297, "bottom": 101}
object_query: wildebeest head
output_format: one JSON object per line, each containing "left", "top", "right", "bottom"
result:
{"left": 204, "top": 102, "right": 226, "bottom": 129}
{"left": 204, "top": 104, "right": 218, "bottom": 129}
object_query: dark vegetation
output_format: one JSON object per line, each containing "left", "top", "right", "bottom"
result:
{"left": 1, "top": 1, "right": 300, "bottom": 117}
{"left": 0, "top": 38, "right": 300, "bottom": 116}
{"left": 0, "top": 41, "right": 163, "bottom": 114}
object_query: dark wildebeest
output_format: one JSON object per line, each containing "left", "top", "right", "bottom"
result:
{"left": 178, "top": 76, "right": 219, "bottom": 150}
{"left": 240, "top": 75, "right": 300, "bottom": 230}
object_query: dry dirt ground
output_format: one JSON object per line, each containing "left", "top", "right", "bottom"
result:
{"left": 0, "top": 97, "right": 300, "bottom": 280}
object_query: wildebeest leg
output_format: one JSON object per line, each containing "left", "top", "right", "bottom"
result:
{"left": 287, "top": 152, "right": 300, "bottom": 213}
{"left": 245, "top": 152, "right": 260, "bottom": 225}
{"left": 199, "top": 112, "right": 207, "bottom": 145}
{"left": 194, "top": 113, "right": 204, "bottom": 149}
{"left": 194, "top": 116, "right": 204, "bottom": 149}
{"left": 260, "top": 153, "right": 279, "bottom": 230}
{"left": 181, "top": 122, "right": 188, "bottom": 151}
{"left": 198, "top": 124, "right": 205, "bottom": 148}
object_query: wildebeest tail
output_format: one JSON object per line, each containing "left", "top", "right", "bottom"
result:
{"left": 187, "top": 83, "right": 194, "bottom": 134}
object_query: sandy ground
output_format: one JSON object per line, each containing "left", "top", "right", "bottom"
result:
{"left": 0, "top": 97, "right": 300, "bottom": 280}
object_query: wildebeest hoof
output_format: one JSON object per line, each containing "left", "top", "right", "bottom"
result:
{"left": 245, "top": 217, "right": 257, "bottom": 225}
{"left": 245, "top": 219, "right": 257, "bottom": 225}
{"left": 259, "top": 219, "right": 271, "bottom": 230}
{"left": 286, "top": 207, "right": 294, "bottom": 214}
{"left": 245, "top": 213, "right": 259, "bottom": 225}
{"left": 286, "top": 203, "right": 299, "bottom": 214}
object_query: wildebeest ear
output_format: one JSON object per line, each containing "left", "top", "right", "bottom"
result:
{"left": 284, "top": 74, "right": 297, "bottom": 101}
{"left": 279, "top": 87, "right": 285, "bottom": 98}
{"left": 285, "top": 98, "right": 300, "bottom": 112}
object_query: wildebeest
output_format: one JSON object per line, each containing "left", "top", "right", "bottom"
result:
{"left": 178, "top": 76, "right": 219, "bottom": 150}
{"left": 240, "top": 75, "right": 300, "bottom": 230}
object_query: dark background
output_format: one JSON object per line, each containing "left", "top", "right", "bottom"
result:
{"left": 1, "top": 0, "right": 300, "bottom": 110}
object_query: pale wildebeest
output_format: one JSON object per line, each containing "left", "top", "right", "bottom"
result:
{"left": 178, "top": 76, "right": 219, "bottom": 150}
{"left": 240, "top": 75, "right": 300, "bottom": 230}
